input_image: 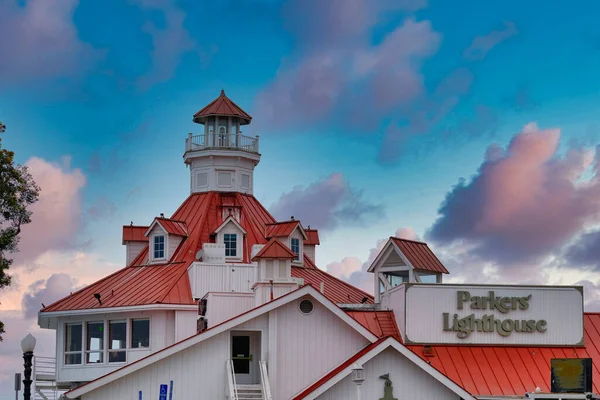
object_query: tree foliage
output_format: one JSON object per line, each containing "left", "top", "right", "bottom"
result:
{"left": 0, "top": 122, "right": 40, "bottom": 341}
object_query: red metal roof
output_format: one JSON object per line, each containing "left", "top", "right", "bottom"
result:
{"left": 122, "top": 226, "right": 149, "bottom": 244}
{"left": 391, "top": 237, "right": 449, "bottom": 274}
{"left": 347, "top": 311, "right": 402, "bottom": 342}
{"left": 154, "top": 218, "right": 188, "bottom": 237}
{"left": 193, "top": 90, "right": 252, "bottom": 125}
{"left": 265, "top": 220, "right": 301, "bottom": 239}
{"left": 406, "top": 313, "right": 600, "bottom": 397}
{"left": 305, "top": 229, "right": 320, "bottom": 245}
{"left": 43, "top": 192, "right": 371, "bottom": 312}
{"left": 252, "top": 239, "right": 296, "bottom": 261}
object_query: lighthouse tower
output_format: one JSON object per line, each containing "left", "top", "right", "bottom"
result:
{"left": 184, "top": 90, "right": 260, "bottom": 195}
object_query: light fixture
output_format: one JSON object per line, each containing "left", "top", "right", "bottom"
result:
{"left": 351, "top": 363, "right": 365, "bottom": 385}
{"left": 21, "top": 333, "right": 36, "bottom": 353}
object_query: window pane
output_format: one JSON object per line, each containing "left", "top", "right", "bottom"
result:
{"left": 109, "top": 351, "right": 126, "bottom": 363}
{"left": 131, "top": 319, "right": 150, "bottom": 348}
{"left": 224, "top": 233, "right": 237, "bottom": 257}
{"left": 109, "top": 321, "right": 126, "bottom": 350}
{"left": 65, "top": 353, "right": 82, "bottom": 365}
{"left": 65, "top": 323, "right": 82, "bottom": 352}
{"left": 154, "top": 235, "right": 165, "bottom": 259}
{"left": 291, "top": 238, "right": 300, "bottom": 260}
{"left": 86, "top": 321, "right": 104, "bottom": 363}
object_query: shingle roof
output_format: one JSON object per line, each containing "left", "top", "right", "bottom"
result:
{"left": 391, "top": 237, "right": 449, "bottom": 274}
{"left": 42, "top": 192, "right": 372, "bottom": 313}
{"left": 252, "top": 239, "right": 296, "bottom": 261}
{"left": 193, "top": 90, "right": 252, "bottom": 125}
{"left": 407, "top": 313, "right": 600, "bottom": 396}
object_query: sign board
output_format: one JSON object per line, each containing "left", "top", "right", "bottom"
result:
{"left": 404, "top": 284, "right": 583, "bottom": 346}
{"left": 159, "top": 384, "right": 168, "bottom": 400}
{"left": 551, "top": 358, "right": 592, "bottom": 393}
{"left": 14, "top": 373, "right": 21, "bottom": 391}
{"left": 169, "top": 380, "right": 174, "bottom": 400}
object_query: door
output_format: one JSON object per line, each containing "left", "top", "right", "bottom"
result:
{"left": 231, "top": 332, "right": 260, "bottom": 384}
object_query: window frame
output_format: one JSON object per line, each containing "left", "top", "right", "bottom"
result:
{"left": 290, "top": 237, "right": 300, "bottom": 261}
{"left": 224, "top": 233, "right": 237, "bottom": 257}
{"left": 85, "top": 321, "right": 105, "bottom": 364}
{"left": 64, "top": 322, "right": 83, "bottom": 365}
{"left": 131, "top": 318, "right": 150, "bottom": 349}
{"left": 152, "top": 234, "right": 166, "bottom": 261}
{"left": 108, "top": 320, "right": 127, "bottom": 364}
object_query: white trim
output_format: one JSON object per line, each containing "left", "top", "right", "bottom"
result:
{"left": 214, "top": 215, "right": 247, "bottom": 235}
{"left": 40, "top": 304, "right": 197, "bottom": 319}
{"left": 66, "top": 285, "right": 378, "bottom": 398}
{"left": 144, "top": 219, "right": 166, "bottom": 237}
{"left": 149, "top": 233, "right": 167, "bottom": 263}
{"left": 297, "top": 337, "right": 475, "bottom": 400}
{"left": 366, "top": 240, "right": 396, "bottom": 272}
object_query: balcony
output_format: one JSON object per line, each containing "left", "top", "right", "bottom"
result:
{"left": 185, "top": 133, "right": 259, "bottom": 155}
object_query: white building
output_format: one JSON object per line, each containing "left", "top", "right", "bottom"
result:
{"left": 36, "top": 91, "right": 600, "bottom": 400}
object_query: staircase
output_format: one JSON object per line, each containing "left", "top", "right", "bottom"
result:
{"left": 33, "top": 356, "right": 66, "bottom": 400}
{"left": 236, "top": 384, "right": 263, "bottom": 400}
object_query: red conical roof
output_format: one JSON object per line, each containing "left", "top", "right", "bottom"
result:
{"left": 193, "top": 90, "right": 252, "bottom": 125}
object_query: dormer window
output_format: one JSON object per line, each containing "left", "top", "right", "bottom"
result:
{"left": 291, "top": 238, "right": 300, "bottom": 261}
{"left": 224, "top": 233, "right": 237, "bottom": 257}
{"left": 153, "top": 235, "right": 165, "bottom": 260}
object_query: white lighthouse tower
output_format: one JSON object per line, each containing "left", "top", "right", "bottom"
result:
{"left": 184, "top": 90, "right": 260, "bottom": 195}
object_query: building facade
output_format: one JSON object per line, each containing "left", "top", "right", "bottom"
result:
{"left": 36, "top": 91, "right": 600, "bottom": 400}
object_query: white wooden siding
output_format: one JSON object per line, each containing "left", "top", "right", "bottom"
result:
{"left": 188, "top": 262, "right": 256, "bottom": 299}
{"left": 174, "top": 311, "right": 196, "bottom": 341}
{"left": 167, "top": 234, "right": 182, "bottom": 260}
{"left": 205, "top": 292, "right": 254, "bottom": 328}
{"left": 304, "top": 244, "right": 316, "bottom": 263}
{"left": 125, "top": 241, "right": 146, "bottom": 265}
{"left": 316, "top": 348, "right": 459, "bottom": 400}
{"left": 274, "top": 297, "right": 369, "bottom": 400}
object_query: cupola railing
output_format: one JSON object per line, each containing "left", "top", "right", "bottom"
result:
{"left": 185, "top": 133, "right": 259, "bottom": 155}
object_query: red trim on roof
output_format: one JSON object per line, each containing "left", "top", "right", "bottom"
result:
{"left": 391, "top": 237, "right": 449, "bottom": 274}
{"left": 122, "top": 226, "right": 149, "bottom": 244}
{"left": 347, "top": 311, "right": 402, "bottom": 342}
{"left": 305, "top": 229, "right": 320, "bottom": 245}
{"left": 153, "top": 218, "right": 188, "bottom": 237}
{"left": 265, "top": 220, "right": 301, "bottom": 239}
{"left": 292, "top": 266, "right": 374, "bottom": 305}
{"left": 193, "top": 90, "right": 252, "bottom": 124}
{"left": 252, "top": 239, "right": 296, "bottom": 261}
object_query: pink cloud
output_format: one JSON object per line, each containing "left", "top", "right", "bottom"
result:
{"left": 269, "top": 173, "right": 384, "bottom": 231}
{"left": 15, "top": 157, "right": 86, "bottom": 265}
{"left": 21, "top": 273, "right": 80, "bottom": 318}
{"left": 0, "top": 0, "right": 100, "bottom": 83}
{"left": 463, "top": 21, "right": 518, "bottom": 61}
{"left": 428, "top": 122, "right": 600, "bottom": 265}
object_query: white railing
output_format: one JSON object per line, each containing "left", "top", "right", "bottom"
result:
{"left": 185, "top": 133, "right": 259, "bottom": 154}
{"left": 226, "top": 359, "right": 238, "bottom": 400}
{"left": 259, "top": 360, "right": 273, "bottom": 400}
{"left": 33, "top": 356, "right": 64, "bottom": 400}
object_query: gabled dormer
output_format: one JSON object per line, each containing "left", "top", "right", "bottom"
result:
{"left": 264, "top": 219, "right": 308, "bottom": 265}
{"left": 145, "top": 217, "right": 188, "bottom": 264}
{"left": 122, "top": 225, "right": 149, "bottom": 265}
{"left": 367, "top": 237, "right": 449, "bottom": 303}
{"left": 213, "top": 215, "right": 247, "bottom": 261}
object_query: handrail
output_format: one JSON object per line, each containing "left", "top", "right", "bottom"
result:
{"left": 226, "top": 359, "right": 238, "bottom": 400}
{"left": 259, "top": 360, "right": 273, "bottom": 400}
{"left": 185, "top": 133, "right": 259, "bottom": 155}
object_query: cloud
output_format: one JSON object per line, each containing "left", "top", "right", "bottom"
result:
{"left": 269, "top": 173, "right": 384, "bottom": 231}
{"left": 87, "top": 197, "right": 117, "bottom": 221}
{"left": 255, "top": 12, "right": 439, "bottom": 129}
{"left": 564, "top": 230, "right": 600, "bottom": 270}
{"left": 326, "top": 227, "right": 419, "bottom": 292}
{"left": 427, "top": 122, "right": 600, "bottom": 267}
{"left": 14, "top": 157, "right": 86, "bottom": 265}
{"left": 21, "top": 273, "right": 80, "bottom": 318}
{"left": 0, "top": 0, "right": 100, "bottom": 84}
{"left": 574, "top": 279, "right": 600, "bottom": 311}
{"left": 463, "top": 21, "right": 518, "bottom": 61}
{"left": 134, "top": 0, "right": 195, "bottom": 89}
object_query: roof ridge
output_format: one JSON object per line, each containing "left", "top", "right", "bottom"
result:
{"left": 390, "top": 236, "right": 428, "bottom": 245}
{"left": 266, "top": 220, "right": 300, "bottom": 226}
{"left": 157, "top": 217, "right": 187, "bottom": 224}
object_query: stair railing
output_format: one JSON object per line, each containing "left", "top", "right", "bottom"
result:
{"left": 226, "top": 359, "right": 238, "bottom": 400}
{"left": 259, "top": 360, "right": 273, "bottom": 400}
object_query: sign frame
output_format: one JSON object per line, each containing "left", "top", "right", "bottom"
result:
{"left": 403, "top": 283, "right": 584, "bottom": 347}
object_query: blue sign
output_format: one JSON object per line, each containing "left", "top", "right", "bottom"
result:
{"left": 169, "top": 380, "right": 174, "bottom": 400}
{"left": 159, "top": 384, "right": 168, "bottom": 400}
{"left": 138, "top": 390, "right": 142, "bottom": 400}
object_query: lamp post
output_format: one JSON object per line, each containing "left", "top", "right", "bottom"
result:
{"left": 21, "top": 333, "right": 36, "bottom": 400}
{"left": 351, "top": 363, "right": 365, "bottom": 400}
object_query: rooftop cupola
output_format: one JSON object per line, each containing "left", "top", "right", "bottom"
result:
{"left": 184, "top": 90, "right": 260, "bottom": 195}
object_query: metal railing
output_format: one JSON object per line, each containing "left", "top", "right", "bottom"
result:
{"left": 33, "top": 356, "right": 64, "bottom": 400}
{"left": 226, "top": 359, "right": 238, "bottom": 400}
{"left": 259, "top": 360, "right": 273, "bottom": 400}
{"left": 185, "top": 133, "right": 259, "bottom": 154}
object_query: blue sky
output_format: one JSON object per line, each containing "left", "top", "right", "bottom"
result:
{"left": 2, "top": 0, "right": 600, "bottom": 397}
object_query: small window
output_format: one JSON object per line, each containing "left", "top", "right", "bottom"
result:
{"left": 153, "top": 235, "right": 165, "bottom": 259}
{"left": 86, "top": 321, "right": 104, "bottom": 363}
{"left": 299, "top": 299, "right": 314, "bottom": 314}
{"left": 241, "top": 174, "right": 250, "bottom": 189}
{"left": 131, "top": 319, "right": 150, "bottom": 349}
{"left": 291, "top": 238, "right": 300, "bottom": 261}
{"left": 196, "top": 172, "right": 208, "bottom": 188}
{"left": 65, "top": 323, "right": 82, "bottom": 365}
{"left": 224, "top": 233, "right": 237, "bottom": 257}
{"left": 108, "top": 321, "right": 126, "bottom": 363}
{"left": 217, "top": 171, "right": 232, "bottom": 187}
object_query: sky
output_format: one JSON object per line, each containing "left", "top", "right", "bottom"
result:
{"left": 1, "top": 0, "right": 600, "bottom": 397}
